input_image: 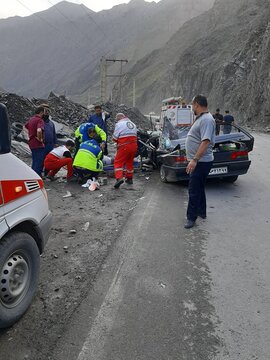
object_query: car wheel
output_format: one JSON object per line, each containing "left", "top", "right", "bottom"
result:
{"left": 223, "top": 175, "right": 238, "bottom": 183}
{"left": 160, "top": 165, "right": 168, "bottom": 183}
{"left": 11, "top": 122, "right": 23, "bottom": 134}
{"left": 10, "top": 128, "right": 18, "bottom": 139}
{"left": 0, "top": 232, "right": 40, "bottom": 329}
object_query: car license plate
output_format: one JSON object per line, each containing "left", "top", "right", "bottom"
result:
{"left": 209, "top": 167, "right": 228, "bottom": 175}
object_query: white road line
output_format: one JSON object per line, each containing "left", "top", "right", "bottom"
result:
{"left": 77, "top": 271, "right": 124, "bottom": 360}
{"left": 77, "top": 188, "right": 157, "bottom": 360}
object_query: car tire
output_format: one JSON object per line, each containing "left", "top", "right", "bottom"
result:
{"left": 160, "top": 165, "right": 168, "bottom": 183}
{"left": 223, "top": 175, "right": 238, "bottom": 183}
{"left": 10, "top": 128, "right": 18, "bottom": 139}
{"left": 11, "top": 122, "right": 23, "bottom": 134}
{"left": 0, "top": 232, "right": 40, "bottom": 329}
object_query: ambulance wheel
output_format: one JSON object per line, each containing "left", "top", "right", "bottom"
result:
{"left": 160, "top": 165, "right": 168, "bottom": 183}
{"left": 0, "top": 232, "right": 40, "bottom": 328}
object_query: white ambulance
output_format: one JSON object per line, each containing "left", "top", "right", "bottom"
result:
{"left": 161, "top": 97, "right": 193, "bottom": 128}
{"left": 0, "top": 103, "right": 52, "bottom": 328}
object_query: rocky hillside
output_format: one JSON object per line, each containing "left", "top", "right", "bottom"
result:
{"left": 0, "top": 0, "right": 214, "bottom": 102}
{"left": 121, "top": 0, "right": 270, "bottom": 127}
{"left": 0, "top": 92, "right": 150, "bottom": 136}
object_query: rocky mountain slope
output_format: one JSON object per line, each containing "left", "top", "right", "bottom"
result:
{"left": 0, "top": 0, "right": 214, "bottom": 102}
{"left": 121, "top": 0, "right": 270, "bottom": 127}
{"left": 0, "top": 92, "right": 150, "bottom": 136}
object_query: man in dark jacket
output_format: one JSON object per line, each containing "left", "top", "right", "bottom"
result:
{"left": 212, "top": 108, "right": 223, "bottom": 136}
{"left": 88, "top": 105, "right": 110, "bottom": 155}
{"left": 44, "top": 115, "right": 57, "bottom": 156}
{"left": 41, "top": 104, "right": 57, "bottom": 175}
{"left": 223, "top": 110, "right": 235, "bottom": 134}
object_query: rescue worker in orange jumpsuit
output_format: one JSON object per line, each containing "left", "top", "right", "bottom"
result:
{"left": 113, "top": 113, "right": 138, "bottom": 189}
{"left": 44, "top": 140, "right": 75, "bottom": 181}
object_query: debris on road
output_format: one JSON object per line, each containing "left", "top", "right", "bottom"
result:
{"left": 63, "top": 191, "right": 72, "bottom": 198}
{"left": 81, "top": 178, "right": 100, "bottom": 191}
{"left": 82, "top": 222, "right": 90, "bottom": 232}
{"left": 63, "top": 246, "right": 69, "bottom": 253}
{"left": 99, "top": 177, "right": 108, "bottom": 186}
{"left": 0, "top": 164, "right": 147, "bottom": 359}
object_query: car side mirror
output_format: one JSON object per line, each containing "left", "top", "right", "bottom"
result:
{"left": 0, "top": 103, "right": 11, "bottom": 154}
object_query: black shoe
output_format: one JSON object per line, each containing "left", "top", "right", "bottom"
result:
{"left": 46, "top": 175, "right": 56, "bottom": 181}
{"left": 198, "top": 214, "right": 207, "bottom": 219}
{"left": 114, "top": 179, "right": 124, "bottom": 189}
{"left": 184, "top": 220, "right": 196, "bottom": 229}
{"left": 125, "top": 178, "right": 133, "bottom": 185}
{"left": 67, "top": 176, "right": 77, "bottom": 183}
{"left": 77, "top": 177, "right": 84, "bottom": 185}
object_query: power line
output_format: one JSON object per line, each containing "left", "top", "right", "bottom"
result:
{"left": 14, "top": 0, "right": 126, "bottom": 100}
{"left": 78, "top": 3, "right": 108, "bottom": 40}
{"left": 44, "top": 0, "right": 114, "bottom": 67}
{"left": 15, "top": 0, "right": 117, "bottom": 65}
{"left": 46, "top": 0, "right": 94, "bottom": 43}
{"left": 15, "top": 0, "right": 59, "bottom": 32}
{"left": 15, "top": 0, "right": 94, "bottom": 57}
{"left": 100, "top": 58, "right": 128, "bottom": 103}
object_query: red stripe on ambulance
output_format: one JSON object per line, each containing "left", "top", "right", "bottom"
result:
{"left": 1, "top": 179, "right": 43, "bottom": 204}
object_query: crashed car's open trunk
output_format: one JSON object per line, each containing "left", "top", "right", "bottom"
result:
{"left": 153, "top": 122, "right": 254, "bottom": 182}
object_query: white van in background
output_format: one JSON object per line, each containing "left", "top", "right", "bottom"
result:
{"left": 0, "top": 103, "right": 52, "bottom": 328}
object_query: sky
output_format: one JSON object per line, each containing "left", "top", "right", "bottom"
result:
{"left": 0, "top": 0, "right": 161, "bottom": 19}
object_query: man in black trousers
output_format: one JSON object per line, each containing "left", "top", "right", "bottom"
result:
{"left": 184, "top": 95, "right": 215, "bottom": 229}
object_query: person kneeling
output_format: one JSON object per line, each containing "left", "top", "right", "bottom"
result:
{"left": 73, "top": 139, "right": 103, "bottom": 184}
{"left": 44, "top": 140, "right": 75, "bottom": 181}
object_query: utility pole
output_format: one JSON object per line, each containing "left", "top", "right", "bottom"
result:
{"left": 88, "top": 90, "right": 91, "bottom": 106}
{"left": 100, "top": 56, "right": 107, "bottom": 103}
{"left": 100, "top": 58, "right": 128, "bottom": 104}
{"left": 119, "top": 61, "right": 123, "bottom": 104}
{"left": 133, "top": 78, "right": 136, "bottom": 108}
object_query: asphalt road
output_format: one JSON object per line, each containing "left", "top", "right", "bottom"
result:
{"left": 49, "top": 133, "right": 270, "bottom": 360}
{"left": 2, "top": 133, "right": 270, "bottom": 359}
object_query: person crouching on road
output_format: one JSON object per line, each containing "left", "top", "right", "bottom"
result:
{"left": 44, "top": 140, "right": 75, "bottom": 181}
{"left": 113, "top": 113, "right": 138, "bottom": 189}
{"left": 184, "top": 95, "right": 215, "bottom": 229}
{"left": 74, "top": 122, "right": 106, "bottom": 155}
{"left": 73, "top": 139, "right": 103, "bottom": 184}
